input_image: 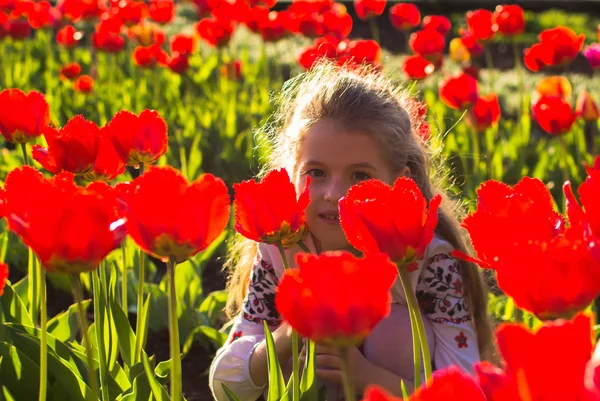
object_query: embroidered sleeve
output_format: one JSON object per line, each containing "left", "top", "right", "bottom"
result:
{"left": 416, "top": 252, "right": 480, "bottom": 373}
{"left": 241, "top": 257, "right": 282, "bottom": 328}
{"left": 209, "top": 255, "right": 282, "bottom": 401}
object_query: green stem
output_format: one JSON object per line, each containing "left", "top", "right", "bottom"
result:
{"left": 471, "top": 127, "right": 481, "bottom": 186}
{"left": 71, "top": 274, "right": 99, "bottom": 401}
{"left": 397, "top": 266, "right": 432, "bottom": 383}
{"left": 38, "top": 266, "right": 47, "bottom": 401}
{"left": 368, "top": 17, "right": 380, "bottom": 44}
{"left": 297, "top": 240, "right": 311, "bottom": 254}
{"left": 339, "top": 346, "right": 356, "bottom": 401}
{"left": 167, "top": 259, "right": 182, "bottom": 401}
{"left": 28, "top": 248, "right": 39, "bottom": 325}
{"left": 407, "top": 303, "right": 422, "bottom": 389}
{"left": 121, "top": 241, "right": 128, "bottom": 312}
{"left": 513, "top": 41, "right": 525, "bottom": 129}
{"left": 92, "top": 269, "right": 109, "bottom": 401}
{"left": 276, "top": 242, "right": 299, "bottom": 401}
{"left": 21, "top": 142, "right": 30, "bottom": 166}
{"left": 134, "top": 163, "right": 146, "bottom": 364}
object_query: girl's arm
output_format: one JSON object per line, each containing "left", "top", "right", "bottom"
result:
{"left": 248, "top": 322, "right": 296, "bottom": 386}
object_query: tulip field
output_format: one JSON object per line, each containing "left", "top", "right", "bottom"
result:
{"left": 1, "top": 0, "right": 600, "bottom": 400}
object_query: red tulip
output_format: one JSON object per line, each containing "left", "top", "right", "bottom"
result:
{"left": 56, "top": 25, "right": 82, "bottom": 47}
{"left": 533, "top": 26, "right": 586, "bottom": 69}
{"left": 73, "top": 75, "right": 94, "bottom": 93}
{"left": 421, "top": 15, "right": 451, "bottom": 34}
{"left": 297, "top": 36, "right": 338, "bottom": 69}
{"left": 439, "top": 72, "right": 479, "bottom": 110}
{"left": 532, "top": 96, "right": 577, "bottom": 135}
{"left": 409, "top": 28, "right": 445, "bottom": 61}
{"left": 466, "top": 9, "right": 494, "bottom": 42}
{"left": 166, "top": 52, "right": 190, "bottom": 74}
{"left": 0, "top": 12, "right": 8, "bottom": 39}
{"left": 389, "top": 3, "right": 420, "bottom": 31}
{"left": 148, "top": 0, "right": 173, "bottom": 24}
{"left": 492, "top": 4, "right": 525, "bottom": 36}
{"left": 112, "top": 0, "right": 147, "bottom": 26}
{"left": 275, "top": 251, "right": 397, "bottom": 346}
{"left": 363, "top": 367, "right": 485, "bottom": 400}
{"left": 7, "top": 18, "right": 30, "bottom": 40}
{"left": 354, "top": 0, "right": 385, "bottom": 21}
{"left": 0, "top": 88, "right": 50, "bottom": 144}
{"left": 258, "top": 10, "right": 289, "bottom": 42}
{"left": 523, "top": 43, "right": 546, "bottom": 72}
{"left": 92, "top": 21, "right": 125, "bottom": 53}
{"left": 60, "top": 62, "right": 81, "bottom": 80}
{"left": 458, "top": 177, "right": 600, "bottom": 320}
{"left": 402, "top": 55, "right": 434, "bottom": 80}
{"left": 23, "top": 0, "right": 53, "bottom": 29}
{"left": 195, "top": 16, "right": 234, "bottom": 47}
{"left": 32, "top": 115, "right": 100, "bottom": 175}
{"left": 170, "top": 33, "right": 196, "bottom": 55}
{"left": 476, "top": 314, "right": 596, "bottom": 400}
{"left": 339, "top": 177, "right": 441, "bottom": 270}
{"left": 104, "top": 109, "right": 168, "bottom": 166}
{"left": 83, "top": 134, "right": 127, "bottom": 182}
{"left": 125, "top": 166, "right": 230, "bottom": 263}
{"left": 59, "top": 0, "right": 104, "bottom": 22}
{"left": 565, "top": 166, "right": 600, "bottom": 242}
{"left": 468, "top": 94, "right": 501, "bottom": 132}
{"left": 459, "top": 30, "right": 484, "bottom": 57}
{"left": 4, "top": 166, "right": 126, "bottom": 273}
{"left": 322, "top": 4, "right": 352, "bottom": 38}
{"left": 0, "top": 262, "right": 7, "bottom": 296}
{"left": 338, "top": 39, "right": 381, "bottom": 67}
{"left": 133, "top": 44, "right": 168, "bottom": 68}
{"left": 233, "top": 168, "right": 310, "bottom": 248}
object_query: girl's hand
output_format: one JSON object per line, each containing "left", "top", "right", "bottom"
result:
{"left": 300, "top": 343, "right": 373, "bottom": 394}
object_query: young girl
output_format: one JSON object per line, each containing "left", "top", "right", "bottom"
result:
{"left": 209, "top": 61, "right": 494, "bottom": 400}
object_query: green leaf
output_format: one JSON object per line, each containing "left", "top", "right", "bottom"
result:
{"left": 182, "top": 325, "right": 227, "bottom": 355}
{"left": 221, "top": 384, "right": 241, "bottom": 401}
{"left": 264, "top": 321, "right": 285, "bottom": 401}
{"left": 0, "top": 341, "right": 39, "bottom": 401}
{"left": 47, "top": 300, "right": 92, "bottom": 343}
{"left": 299, "top": 340, "right": 317, "bottom": 401}
{"left": 137, "top": 293, "right": 152, "bottom": 354}
{"left": 141, "top": 351, "right": 170, "bottom": 401}
{"left": 198, "top": 290, "right": 228, "bottom": 326}
{"left": 503, "top": 297, "right": 516, "bottom": 322}
{"left": 109, "top": 296, "right": 136, "bottom": 368}
{"left": 0, "top": 385, "right": 16, "bottom": 401}
{"left": 0, "top": 281, "right": 33, "bottom": 327}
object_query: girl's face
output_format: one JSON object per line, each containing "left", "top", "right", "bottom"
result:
{"left": 294, "top": 119, "right": 407, "bottom": 253}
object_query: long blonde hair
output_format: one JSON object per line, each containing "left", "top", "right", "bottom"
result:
{"left": 224, "top": 61, "right": 495, "bottom": 360}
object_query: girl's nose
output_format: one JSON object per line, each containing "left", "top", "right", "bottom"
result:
{"left": 323, "top": 179, "right": 346, "bottom": 203}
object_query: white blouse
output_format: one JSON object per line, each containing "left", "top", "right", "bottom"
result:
{"left": 209, "top": 236, "right": 480, "bottom": 401}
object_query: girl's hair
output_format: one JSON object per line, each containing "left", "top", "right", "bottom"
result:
{"left": 224, "top": 61, "right": 496, "bottom": 361}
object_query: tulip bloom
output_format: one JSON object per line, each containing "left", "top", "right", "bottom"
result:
{"left": 73, "top": 75, "right": 94, "bottom": 93}
{"left": 409, "top": 29, "right": 445, "bottom": 61}
{"left": 565, "top": 165, "right": 600, "bottom": 240}
{"left": 166, "top": 53, "right": 190, "bottom": 74}
{"left": 233, "top": 168, "right": 310, "bottom": 248}
{"left": 389, "top": 3, "right": 420, "bottom": 31}
{"left": 539, "top": 26, "right": 585, "bottom": 68}
{"left": 32, "top": 115, "right": 100, "bottom": 175}
{"left": 126, "top": 166, "right": 230, "bottom": 263}
{"left": 402, "top": 55, "right": 434, "bottom": 80}
{"left": 60, "top": 62, "right": 81, "bottom": 80}
{"left": 466, "top": 9, "right": 494, "bottom": 42}
{"left": 133, "top": 44, "right": 168, "bottom": 68}
{"left": 576, "top": 91, "right": 600, "bottom": 121}
{"left": 354, "top": 0, "right": 385, "bottom": 21}
{"left": 0, "top": 88, "right": 50, "bottom": 144}
{"left": 195, "top": 16, "right": 235, "bottom": 47}
{"left": 468, "top": 94, "right": 501, "bottom": 132}
{"left": 275, "top": 251, "right": 397, "bottom": 346}
{"left": 363, "top": 367, "right": 485, "bottom": 400}
{"left": 56, "top": 25, "right": 82, "bottom": 47}
{"left": 492, "top": 4, "right": 525, "bottom": 36}
{"left": 4, "top": 167, "right": 126, "bottom": 273}
{"left": 338, "top": 39, "right": 382, "bottom": 67}
{"left": 523, "top": 43, "right": 546, "bottom": 72}
{"left": 422, "top": 15, "right": 451, "bottom": 34}
{"left": 476, "top": 314, "right": 595, "bottom": 400}
{"left": 532, "top": 96, "right": 577, "bottom": 135}
{"left": 104, "top": 109, "right": 168, "bottom": 166}
{"left": 0, "top": 262, "right": 7, "bottom": 297}
{"left": 583, "top": 44, "right": 600, "bottom": 69}
{"left": 339, "top": 177, "right": 441, "bottom": 270}
{"left": 535, "top": 76, "right": 572, "bottom": 100}
{"left": 148, "top": 0, "right": 173, "bottom": 24}
{"left": 170, "top": 33, "right": 196, "bottom": 55}
{"left": 439, "top": 73, "right": 479, "bottom": 110}
{"left": 459, "top": 177, "right": 600, "bottom": 320}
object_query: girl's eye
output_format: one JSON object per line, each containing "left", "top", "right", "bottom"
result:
{"left": 306, "top": 169, "right": 326, "bottom": 178}
{"left": 353, "top": 171, "right": 371, "bottom": 181}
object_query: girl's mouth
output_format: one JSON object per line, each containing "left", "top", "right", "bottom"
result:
{"left": 318, "top": 213, "right": 340, "bottom": 225}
